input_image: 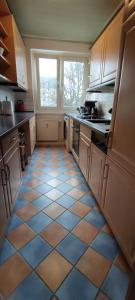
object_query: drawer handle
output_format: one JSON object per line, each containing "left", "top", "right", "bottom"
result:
{"left": 4, "top": 165, "right": 10, "bottom": 181}
{"left": 1, "top": 168, "right": 7, "bottom": 186}
{"left": 104, "top": 163, "right": 109, "bottom": 179}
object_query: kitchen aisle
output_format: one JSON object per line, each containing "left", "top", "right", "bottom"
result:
{"left": 0, "top": 146, "right": 131, "bottom": 300}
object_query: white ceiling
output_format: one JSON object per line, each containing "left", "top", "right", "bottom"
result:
{"left": 7, "top": 0, "right": 122, "bottom": 43}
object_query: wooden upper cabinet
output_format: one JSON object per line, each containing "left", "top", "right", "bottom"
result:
{"left": 0, "top": 14, "right": 28, "bottom": 89}
{"left": 12, "top": 17, "right": 28, "bottom": 90}
{"left": 102, "top": 157, "right": 135, "bottom": 267}
{"left": 89, "top": 35, "right": 103, "bottom": 87}
{"left": 89, "top": 8, "right": 123, "bottom": 87}
{"left": 88, "top": 143, "right": 106, "bottom": 205}
{"left": 110, "top": 13, "right": 135, "bottom": 175}
{"left": 124, "top": 0, "right": 135, "bottom": 20}
{"left": 102, "top": 9, "right": 123, "bottom": 83}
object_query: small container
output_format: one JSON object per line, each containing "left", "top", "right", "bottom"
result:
{"left": 0, "top": 47, "right": 4, "bottom": 56}
{"left": 16, "top": 100, "right": 25, "bottom": 112}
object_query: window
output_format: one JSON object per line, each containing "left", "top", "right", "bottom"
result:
{"left": 39, "top": 58, "right": 57, "bottom": 107}
{"left": 63, "top": 61, "right": 85, "bottom": 107}
{"left": 37, "top": 55, "right": 87, "bottom": 110}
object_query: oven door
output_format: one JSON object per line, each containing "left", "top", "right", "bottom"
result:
{"left": 72, "top": 121, "right": 80, "bottom": 156}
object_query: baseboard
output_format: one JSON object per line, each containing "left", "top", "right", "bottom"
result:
{"left": 36, "top": 141, "right": 65, "bottom": 147}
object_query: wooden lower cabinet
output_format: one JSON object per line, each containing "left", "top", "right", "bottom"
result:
{"left": 88, "top": 143, "right": 106, "bottom": 205}
{"left": 102, "top": 157, "right": 135, "bottom": 267}
{"left": 79, "top": 134, "right": 90, "bottom": 181}
{"left": 4, "top": 145, "right": 21, "bottom": 207}
{"left": 0, "top": 159, "right": 10, "bottom": 240}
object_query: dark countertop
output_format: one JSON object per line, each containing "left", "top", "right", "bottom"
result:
{"left": 0, "top": 112, "right": 35, "bottom": 139}
{"left": 65, "top": 112, "right": 111, "bottom": 136}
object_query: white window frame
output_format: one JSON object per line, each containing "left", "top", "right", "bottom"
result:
{"left": 34, "top": 53, "right": 88, "bottom": 113}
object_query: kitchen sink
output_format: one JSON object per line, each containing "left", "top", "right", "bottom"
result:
{"left": 86, "top": 119, "right": 111, "bottom": 125}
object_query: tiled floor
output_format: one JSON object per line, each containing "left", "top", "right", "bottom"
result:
{"left": 0, "top": 146, "right": 131, "bottom": 300}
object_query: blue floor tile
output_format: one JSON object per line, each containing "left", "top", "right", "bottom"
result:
{"left": 38, "top": 174, "right": 53, "bottom": 182}
{"left": 19, "top": 236, "right": 52, "bottom": 268}
{"left": 91, "top": 231, "right": 119, "bottom": 261}
{"left": 85, "top": 210, "right": 106, "bottom": 229}
{"left": 56, "top": 233, "right": 87, "bottom": 264}
{"left": 80, "top": 193, "right": 97, "bottom": 207}
{"left": 14, "top": 198, "right": 27, "bottom": 211}
{"left": 0, "top": 240, "right": 16, "bottom": 265}
{"left": 57, "top": 211, "right": 81, "bottom": 231}
{"left": 8, "top": 272, "right": 52, "bottom": 300}
{"left": 56, "top": 195, "right": 76, "bottom": 208}
{"left": 57, "top": 174, "right": 71, "bottom": 182}
{"left": 6, "top": 214, "right": 23, "bottom": 234}
{"left": 77, "top": 183, "right": 89, "bottom": 192}
{"left": 32, "top": 195, "right": 52, "bottom": 211}
{"left": 101, "top": 265, "right": 129, "bottom": 300}
{"left": 56, "top": 268, "right": 98, "bottom": 300}
{"left": 57, "top": 183, "right": 73, "bottom": 193}
{"left": 27, "top": 212, "right": 52, "bottom": 233}
{"left": 35, "top": 184, "right": 52, "bottom": 194}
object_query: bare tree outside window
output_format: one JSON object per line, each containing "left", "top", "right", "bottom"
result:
{"left": 63, "top": 61, "right": 85, "bottom": 107}
{"left": 39, "top": 58, "right": 57, "bottom": 107}
{"left": 38, "top": 57, "right": 87, "bottom": 109}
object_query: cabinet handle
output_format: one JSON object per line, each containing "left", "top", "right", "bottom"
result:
{"left": 1, "top": 168, "right": 7, "bottom": 186}
{"left": 4, "top": 165, "right": 10, "bottom": 181}
{"left": 103, "top": 163, "right": 109, "bottom": 179}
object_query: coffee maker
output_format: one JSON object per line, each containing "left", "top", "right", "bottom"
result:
{"left": 84, "top": 101, "right": 97, "bottom": 115}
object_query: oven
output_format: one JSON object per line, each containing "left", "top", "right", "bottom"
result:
{"left": 64, "top": 115, "right": 70, "bottom": 152}
{"left": 72, "top": 119, "right": 80, "bottom": 157}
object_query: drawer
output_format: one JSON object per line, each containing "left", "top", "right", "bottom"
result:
{"left": 1, "top": 129, "right": 19, "bottom": 155}
{"left": 80, "top": 124, "right": 91, "bottom": 140}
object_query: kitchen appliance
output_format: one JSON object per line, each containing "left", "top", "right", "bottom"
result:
{"left": 64, "top": 115, "right": 70, "bottom": 152}
{"left": 72, "top": 119, "right": 80, "bottom": 157}
{"left": 84, "top": 101, "right": 97, "bottom": 115}
{"left": 2, "top": 97, "right": 13, "bottom": 115}
{"left": 91, "top": 130, "right": 109, "bottom": 154}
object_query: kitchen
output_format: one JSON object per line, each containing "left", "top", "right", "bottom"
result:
{"left": 0, "top": 0, "right": 135, "bottom": 299}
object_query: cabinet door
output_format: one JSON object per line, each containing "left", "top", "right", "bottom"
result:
{"left": 12, "top": 17, "right": 28, "bottom": 89}
{"left": 79, "top": 135, "right": 90, "bottom": 180}
{"left": 0, "top": 160, "right": 10, "bottom": 239}
{"left": 89, "top": 35, "right": 103, "bottom": 87}
{"left": 37, "top": 119, "right": 59, "bottom": 141}
{"left": 88, "top": 144, "right": 105, "bottom": 204}
{"left": 4, "top": 145, "right": 21, "bottom": 208}
{"left": 124, "top": 0, "right": 135, "bottom": 20}
{"left": 102, "top": 9, "right": 123, "bottom": 83}
{"left": 110, "top": 13, "right": 135, "bottom": 175}
{"left": 102, "top": 157, "right": 135, "bottom": 267}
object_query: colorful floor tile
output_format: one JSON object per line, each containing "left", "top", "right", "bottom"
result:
{"left": 0, "top": 146, "right": 131, "bottom": 300}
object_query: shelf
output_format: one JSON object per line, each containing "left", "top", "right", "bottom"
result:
{"left": 0, "top": 54, "right": 10, "bottom": 67}
{"left": 0, "top": 38, "right": 9, "bottom": 55}
{"left": 0, "top": 22, "right": 8, "bottom": 38}
{"left": 0, "top": 74, "right": 10, "bottom": 83}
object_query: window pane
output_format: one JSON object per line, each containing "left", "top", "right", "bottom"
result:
{"left": 39, "top": 58, "right": 57, "bottom": 107}
{"left": 63, "top": 61, "right": 85, "bottom": 107}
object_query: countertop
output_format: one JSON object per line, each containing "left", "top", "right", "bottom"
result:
{"left": 0, "top": 112, "right": 35, "bottom": 139}
{"left": 66, "top": 112, "right": 111, "bottom": 136}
